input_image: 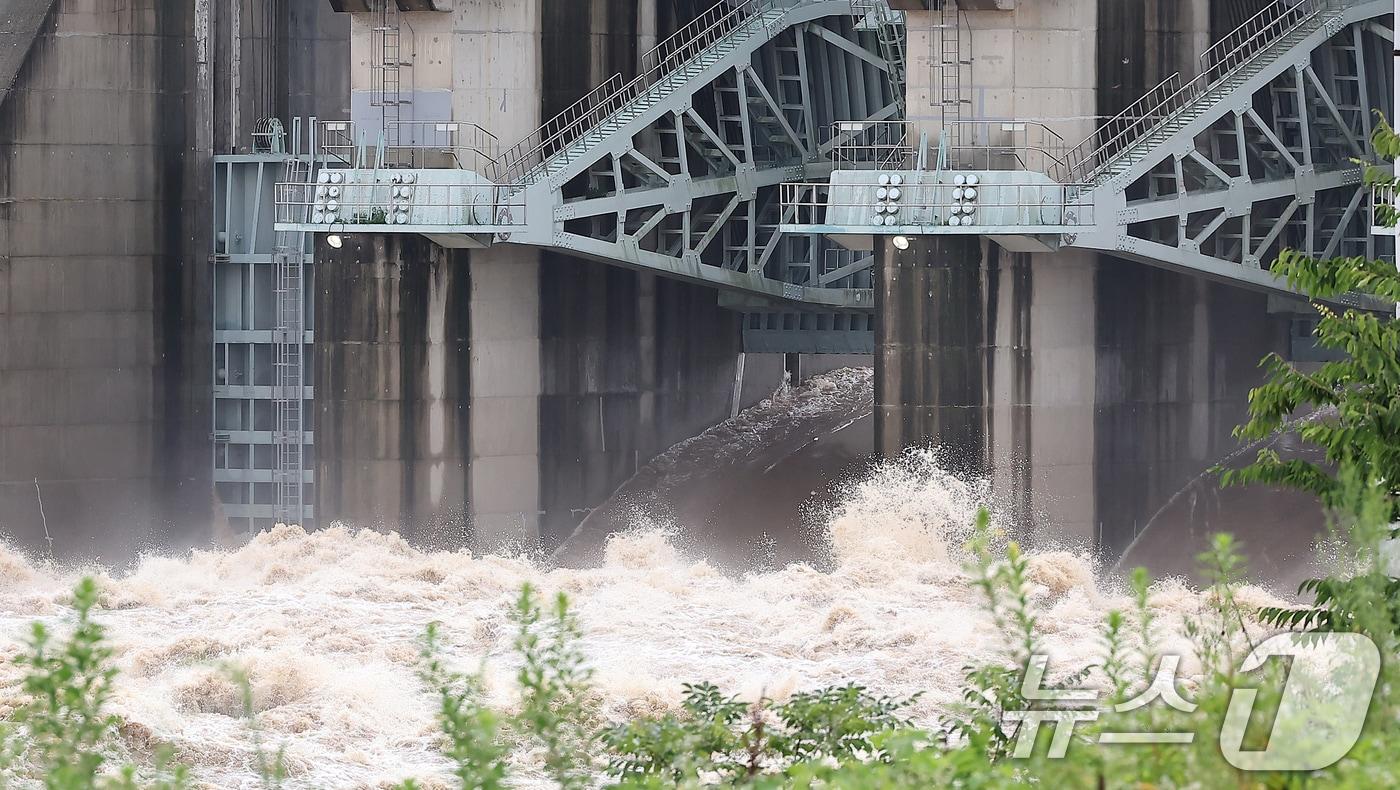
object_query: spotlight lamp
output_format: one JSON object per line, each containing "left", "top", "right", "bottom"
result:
{"left": 326, "top": 220, "right": 347, "bottom": 250}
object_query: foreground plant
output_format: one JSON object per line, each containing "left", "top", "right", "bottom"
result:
{"left": 512, "top": 583, "right": 598, "bottom": 789}
{"left": 1222, "top": 117, "right": 1400, "bottom": 524}
{"left": 411, "top": 622, "right": 508, "bottom": 790}
{"left": 1216, "top": 118, "right": 1400, "bottom": 654}
{"left": 2, "top": 578, "right": 189, "bottom": 789}
{"left": 604, "top": 681, "right": 914, "bottom": 784}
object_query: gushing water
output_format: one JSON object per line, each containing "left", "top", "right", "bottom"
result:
{"left": 0, "top": 448, "right": 1284, "bottom": 788}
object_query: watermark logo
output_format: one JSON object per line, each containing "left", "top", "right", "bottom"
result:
{"left": 1219, "top": 632, "right": 1380, "bottom": 771}
{"left": 1005, "top": 632, "right": 1380, "bottom": 771}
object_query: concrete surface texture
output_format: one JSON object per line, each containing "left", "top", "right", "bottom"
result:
{"left": 0, "top": 0, "right": 54, "bottom": 109}
{"left": 315, "top": 234, "right": 472, "bottom": 546}
{"left": 0, "top": 0, "right": 350, "bottom": 560}
{"left": 887, "top": 1, "right": 1108, "bottom": 541}
{"left": 878, "top": 0, "right": 1300, "bottom": 556}
{"left": 317, "top": 0, "right": 790, "bottom": 550}
{"left": 0, "top": 0, "right": 205, "bottom": 560}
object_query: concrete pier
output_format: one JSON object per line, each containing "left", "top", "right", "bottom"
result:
{"left": 874, "top": 235, "right": 987, "bottom": 475}
{"left": 876, "top": 0, "right": 1292, "bottom": 549}
{"left": 315, "top": 235, "right": 472, "bottom": 545}
{"left": 467, "top": 247, "right": 542, "bottom": 548}
{"left": 0, "top": 1, "right": 208, "bottom": 558}
{"left": 313, "top": 1, "right": 770, "bottom": 549}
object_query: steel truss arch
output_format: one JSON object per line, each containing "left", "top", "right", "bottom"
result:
{"left": 1069, "top": 0, "right": 1395, "bottom": 294}
{"left": 511, "top": 1, "right": 901, "bottom": 312}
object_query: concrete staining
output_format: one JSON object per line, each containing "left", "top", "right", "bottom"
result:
{"left": 874, "top": 0, "right": 1310, "bottom": 555}
{"left": 875, "top": 235, "right": 989, "bottom": 477}
{"left": 873, "top": 234, "right": 1068, "bottom": 538}
{"left": 539, "top": 269, "right": 751, "bottom": 545}
{"left": 0, "top": 0, "right": 206, "bottom": 560}
{"left": 0, "top": 0, "right": 54, "bottom": 109}
{"left": 0, "top": 0, "right": 1343, "bottom": 568}
{"left": 1092, "top": 267, "right": 1291, "bottom": 555}
{"left": 315, "top": 0, "right": 777, "bottom": 550}
{"left": 0, "top": 1, "right": 351, "bottom": 560}
{"left": 315, "top": 234, "right": 472, "bottom": 547}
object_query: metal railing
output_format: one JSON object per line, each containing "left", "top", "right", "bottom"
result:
{"left": 1200, "top": 0, "right": 1325, "bottom": 83}
{"left": 850, "top": 0, "right": 906, "bottom": 114}
{"left": 1055, "top": 0, "right": 1336, "bottom": 185}
{"left": 1371, "top": 182, "right": 1398, "bottom": 231}
{"left": 944, "top": 120, "right": 1071, "bottom": 174}
{"left": 824, "top": 119, "right": 1073, "bottom": 176}
{"left": 313, "top": 119, "right": 499, "bottom": 171}
{"left": 780, "top": 180, "right": 1093, "bottom": 229}
{"left": 489, "top": 0, "right": 798, "bottom": 187}
{"left": 316, "top": 120, "right": 358, "bottom": 167}
{"left": 825, "top": 121, "right": 913, "bottom": 169}
{"left": 382, "top": 120, "right": 498, "bottom": 170}
{"left": 275, "top": 180, "right": 527, "bottom": 228}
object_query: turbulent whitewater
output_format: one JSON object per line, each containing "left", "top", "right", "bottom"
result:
{"left": 0, "top": 449, "right": 1286, "bottom": 788}
{"left": 0, "top": 371, "right": 1289, "bottom": 787}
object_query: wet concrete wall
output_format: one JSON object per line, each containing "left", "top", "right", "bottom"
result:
{"left": 315, "top": 234, "right": 472, "bottom": 546}
{"left": 874, "top": 235, "right": 1051, "bottom": 534}
{"left": 539, "top": 267, "right": 747, "bottom": 545}
{"left": 0, "top": 1, "right": 207, "bottom": 559}
{"left": 1089, "top": 0, "right": 1292, "bottom": 554}
{"left": 0, "top": 0, "right": 352, "bottom": 559}
{"left": 536, "top": 0, "right": 749, "bottom": 546}
{"left": 1213, "top": 1, "right": 1276, "bottom": 38}
{"left": 874, "top": 236, "right": 988, "bottom": 476}
{"left": 892, "top": 3, "right": 1103, "bottom": 539}
{"left": 288, "top": 4, "right": 352, "bottom": 126}
{"left": 214, "top": 2, "right": 350, "bottom": 153}
{"left": 1092, "top": 267, "right": 1290, "bottom": 553}
{"left": 879, "top": 0, "right": 1298, "bottom": 551}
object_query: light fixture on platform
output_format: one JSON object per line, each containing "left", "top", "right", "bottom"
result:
{"left": 892, "top": 235, "right": 910, "bottom": 251}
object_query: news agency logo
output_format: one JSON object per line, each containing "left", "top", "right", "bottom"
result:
{"left": 1005, "top": 632, "right": 1382, "bottom": 771}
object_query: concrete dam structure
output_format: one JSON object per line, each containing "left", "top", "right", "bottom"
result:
{"left": 0, "top": 0, "right": 1393, "bottom": 565}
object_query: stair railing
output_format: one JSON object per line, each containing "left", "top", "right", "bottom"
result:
{"left": 490, "top": 0, "right": 800, "bottom": 188}
{"left": 1055, "top": 0, "right": 1334, "bottom": 185}
{"left": 1199, "top": 0, "right": 1327, "bottom": 82}
{"left": 850, "top": 0, "right": 906, "bottom": 115}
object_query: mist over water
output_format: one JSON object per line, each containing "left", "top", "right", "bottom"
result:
{"left": 557, "top": 367, "right": 877, "bottom": 569}
{"left": 0, "top": 442, "right": 1290, "bottom": 788}
{"left": 0, "top": 369, "right": 1310, "bottom": 787}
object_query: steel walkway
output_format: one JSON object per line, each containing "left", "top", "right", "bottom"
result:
{"left": 281, "top": 0, "right": 898, "bottom": 314}
{"left": 1070, "top": 0, "right": 1393, "bottom": 293}
{"left": 281, "top": 0, "right": 1395, "bottom": 343}
{"left": 783, "top": 0, "right": 1395, "bottom": 299}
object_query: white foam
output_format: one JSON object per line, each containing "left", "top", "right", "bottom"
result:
{"left": 0, "top": 424, "right": 1282, "bottom": 787}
